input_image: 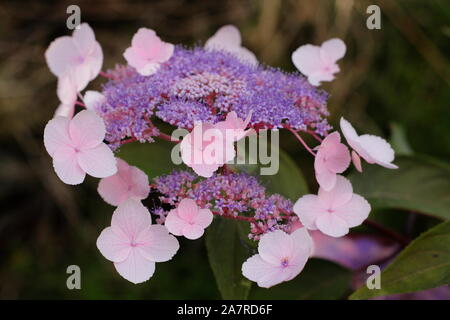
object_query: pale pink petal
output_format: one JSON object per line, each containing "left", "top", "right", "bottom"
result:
{"left": 334, "top": 194, "right": 371, "bottom": 228}
{"left": 307, "top": 70, "right": 334, "bottom": 86}
{"left": 43, "top": 116, "right": 71, "bottom": 156}
{"left": 258, "top": 230, "right": 293, "bottom": 265}
{"left": 164, "top": 209, "right": 186, "bottom": 236}
{"left": 54, "top": 103, "right": 75, "bottom": 118}
{"left": 52, "top": 147, "right": 86, "bottom": 185}
{"left": 242, "top": 254, "right": 287, "bottom": 288}
{"left": 326, "top": 142, "right": 350, "bottom": 173}
{"left": 136, "top": 225, "right": 179, "bottom": 262}
{"left": 235, "top": 47, "right": 258, "bottom": 66}
{"left": 123, "top": 47, "right": 146, "bottom": 69}
{"left": 340, "top": 117, "right": 373, "bottom": 162}
{"left": 137, "top": 62, "right": 161, "bottom": 76}
{"left": 97, "top": 159, "right": 149, "bottom": 206}
{"left": 291, "top": 44, "right": 323, "bottom": 76}
{"left": 205, "top": 25, "right": 242, "bottom": 49}
{"left": 316, "top": 213, "right": 349, "bottom": 237}
{"left": 290, "top": 228, "right": 314, "bottom": 258}
{"left": 97, "top": 172, "right": 130, "bottom": 206}
{"left": 176, "top": 198, "right": 199, "bottom": 221}
{"left": 128, "top": 165, "right": 150, "bottom": 199}
{"left": 86, "top": 42, "right": 103, "bottom": 80}
{"left": 352, "top": 151, "right": 363, "bottom": 172}
{"left": 293, "top": 194, "right": 325, "bottom": 230}
{"left": 315, "top": 168, "right": 337, "bottom": 191}
{"left": 113, "top": 249, "right": 155, "bottom": 284}
{"left": 320, "top": 38, "right": 346, "bottom": 64}
{"left": 69, "top": 110, "right": 106, "bottom": 149}
{"left": 190, "top": 163, "right": 219, "bottom": 178}
{"left": 70, "top": 63, "right": 91, "bottom": 92}
{"left": 72, "top": 23, "right": 96, "bottom": 55}
{"left": 192, "top": 209, "right": 213, "bottom": 229}
{"left": 318, "top": 175, "right": 353, "bottom": 208}
{"left": 84, "top": 90, "right": 106, "bottom": 111}
{"left": 358, "top": 134, "right": 398, "bottom": 169}
{"left": 45, "top": 36, "right": 78, "bottom": 77}
{"left": 57, "top": 74, "right": 77, "bottom": 105}
{"left": 77, "top": 143, "right": 117, "bottom": 178}
{"left": 182, "top": 224, "right": 205, "bottom": 240}
{"left": 111, "top": 199, "right": 152, "bottom": 240}
{"left": 96, "top": 227, "right": 131, "bottom": 262}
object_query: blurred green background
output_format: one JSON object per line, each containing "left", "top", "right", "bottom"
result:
{"left": 0, "top": 0, "right": 448, "bottom": 299}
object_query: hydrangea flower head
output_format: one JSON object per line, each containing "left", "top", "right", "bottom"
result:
{"left": 96, "top": 199, "right": 179, "bottom": 284}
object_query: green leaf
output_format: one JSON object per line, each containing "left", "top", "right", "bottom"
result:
{"left": 205, "top": 219, "right": 252, "bottom": 299}
{"left": 258, "top": 149, "right": 309, "bottom": 201}
{"left": 389, "top": 123, "right": 413, "bottom": 156}
{"left": 250, "top": 259, "right": 351, "bottom": 300}
{"left": 117, "top": 140, "right": 183, "bottom": 179}
{"left": 350, "top": 221, "right": 450, "bottom": 299}
{"left": 349, "top": 155, "right": 450, "bottom": 220}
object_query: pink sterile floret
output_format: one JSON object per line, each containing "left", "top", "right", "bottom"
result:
{"left": 45, "top": 23, "right": 103, "bottom": 92}
{"left": 242, "top": 228, "right": 314, "bottom": 288}
{"left": 165, "top": 198, "right": 213, "bottom": 240}
{"left": 43, "top": 110, "right": 117, "bottom": 185}
{"left": 291, "top": 38, "right": 346, "bottom": 86}
{"left": 98, "top": 158, "right": 150, "bottom": 206}
{"left": 123, "top": 28, "right": 174, "bottom": 76}
{"left": 340, "top": 117, "right": 398, "bottom": 170}
{"left": 97, "top": 199, "right": 179, "bottom": 284}
{"left": 314, "top": 131, "right": 351, "bottom": 191}
{"left": 294, "top": 175, "right": 371, "bottom": 238}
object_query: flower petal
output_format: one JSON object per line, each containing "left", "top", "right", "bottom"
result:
{"left": 316, "top": 213, "right": 349, "bottom": 237}
{"left": 176, "top": 198, "right": 199, "bottom": 221}
{"left": 320, "top": 38, "right": 346, "bottom": 64}
{"left": 69, "top": 110, "right": 106, "bottom": 149}
{"left": 96, "top": 227, "right": 131, "bottom": 262}
{"left": 52, "top": 146, "right": 86, "bottom": 185}
{"left": 318, "top": 175, "right": 353, "bottom": 208}
{"left": 77, "top": 143, "right": 117, "bottom": 178}
{"left": 43, "top": 116, "right": 71, "bottom": 157}
{"left": 291, "top": 44, "right": 323, "bottom": 76}
{"left": 293, "top": 194, "right": 325, "bottom": 230}
{"left": 258, "top": 230, "right": 293, "bottom": 264}
{"left": 315, "top": 168, "right": 337, "bottom": 191}
{"left": 164, "top": 209, "right": 185, "bottom": 236}
{"left": 136, "top": 225, "right": 179, "bottom": 262}
{"left": 84, "top": 90, "right": 106, "bottom": 111}
{"left": 111, "top": 199, "right": 152, "bottom": 240}
{"left": 182, "top": 224, "right": 205, "bottom": 240}
{"left": 45, "top": 36, "right": 78, "bottom": 77}
{"left": 242, "top": 254, "right": 287, "bottom": 288}
{"left": 113, "top": 249, "right": 155, "bottom": 284}
{"left": 359, "top": 134, "right": 398, "bottom": 169}
{"left": 193, "top": 209, "right": 214, "bottom": 229}
{"left": 334, "top": 194, "right": 371, "bottom": 228}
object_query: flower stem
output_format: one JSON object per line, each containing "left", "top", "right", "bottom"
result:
{"left": 283, "top": 125, "right": 316, "bottom": 156}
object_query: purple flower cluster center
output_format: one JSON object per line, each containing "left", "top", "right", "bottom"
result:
{"left": 96, "top": 46, "right": 330, "bottom": 149}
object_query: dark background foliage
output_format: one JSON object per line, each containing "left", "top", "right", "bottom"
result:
{"left": 0, "top": 0, "right": 448, "bottom": 299}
